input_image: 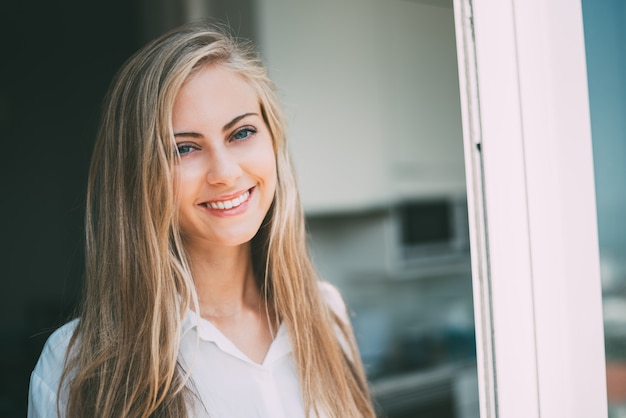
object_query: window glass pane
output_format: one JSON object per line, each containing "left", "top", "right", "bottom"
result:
{"left": 582, "top": 1, "right": 626, "bottom": 416}
{"left": 257, "top": 0, "right": 480, "bottom": 416}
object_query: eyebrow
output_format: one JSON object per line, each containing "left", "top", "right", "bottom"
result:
{"left": 174, "top": 112, "right": 259, "bottom": 138}
{"left": 223, "top": 112, "right": 258, "bottom": 132}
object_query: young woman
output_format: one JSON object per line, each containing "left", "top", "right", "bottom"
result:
{"left": 27, "top": 21, "right": 375, "bottom": 418}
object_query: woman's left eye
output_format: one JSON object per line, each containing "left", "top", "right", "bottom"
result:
{"left": 232, "top": 127, "right": 256, "bottom": 141}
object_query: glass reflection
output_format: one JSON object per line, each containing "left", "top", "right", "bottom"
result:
{"left": 256, "top": 0, "right": 480, "bottom": 416}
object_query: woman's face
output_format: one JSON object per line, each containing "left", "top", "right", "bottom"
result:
{"left": 172, "top": 64, "right": 277, "bottom": 251}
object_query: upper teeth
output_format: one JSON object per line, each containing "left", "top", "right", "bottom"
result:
{"left": 207, "top": 191, "right": 250, "bottom": 210}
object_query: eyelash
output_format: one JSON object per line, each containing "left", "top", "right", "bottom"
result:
{"left": 176, "top": 143, "right": 198, "bottom": 156}
{"left": 231, "top": 126, "right": 257, "bottom": 141}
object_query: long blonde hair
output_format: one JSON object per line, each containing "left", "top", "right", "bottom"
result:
{"left": 62, "top": 21, "right": 374, "bottom": 417}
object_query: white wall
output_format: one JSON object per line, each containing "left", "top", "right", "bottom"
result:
{"left": 256, "top": 0, "right": 465, "bottom": 213}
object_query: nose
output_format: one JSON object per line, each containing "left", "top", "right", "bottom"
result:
{"left": 205, "top": 148, "right": 243, "bottom": 186}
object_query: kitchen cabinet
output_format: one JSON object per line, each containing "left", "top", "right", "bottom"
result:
{"left": 305, "top": 208, "right": 478, "bottom": 417}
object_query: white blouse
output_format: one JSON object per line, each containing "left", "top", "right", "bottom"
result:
{"left": 28, "top": 282, "right": 349, "bottom": 418}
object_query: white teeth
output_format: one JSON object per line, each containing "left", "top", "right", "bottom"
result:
{"left": 207, "top": 191, "right": 250, "bottom": 210}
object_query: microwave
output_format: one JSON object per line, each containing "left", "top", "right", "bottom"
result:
{"left": 394, "top": 197, "right": 470, "bottom": 267}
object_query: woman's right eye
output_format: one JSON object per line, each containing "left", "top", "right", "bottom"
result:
{"left": 176, "top": 144, "right": 196, "bottom": 156}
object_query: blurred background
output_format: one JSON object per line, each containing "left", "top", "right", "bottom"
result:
{"left": 0, "top": 0, "right": 480, "bottom": 416}
{"left": 261, "top": 1, "right": 479, "bottom": 417}
{"left": 1, "top": 0, "right": 142, "bottom": 416}
{"left": 583, "top": 1, "right": 626, "bottom": 417}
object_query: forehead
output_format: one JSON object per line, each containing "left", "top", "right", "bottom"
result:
{"left": 172, "top": 64, "right": 260, "bottom": 128}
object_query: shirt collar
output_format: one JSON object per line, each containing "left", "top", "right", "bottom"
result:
{"left": 180, "top": 309, "right": 292, "bottom": 366}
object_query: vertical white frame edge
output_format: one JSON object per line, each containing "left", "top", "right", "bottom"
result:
{"left": 511, "top": 1, "right": 607, "bottom": 417}
{"left": 453, "top": 0, "right": 608, "bottom": 417}
{"left": 453, "top": 1, "right": 498, "bottom": 417}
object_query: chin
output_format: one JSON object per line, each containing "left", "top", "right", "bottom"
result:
{"left": 215, "top": 230, "right": 261, "bottom": 248}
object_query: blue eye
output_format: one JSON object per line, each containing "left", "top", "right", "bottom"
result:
{"left": 232, "top": 127, "right": 256, "bottom": 141}
{"left": 176, "top": 144, "right": 195, "bottom": 155}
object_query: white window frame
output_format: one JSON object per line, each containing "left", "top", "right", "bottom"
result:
{"left": 454, "top": 0, "right": 608, "bottom": 417}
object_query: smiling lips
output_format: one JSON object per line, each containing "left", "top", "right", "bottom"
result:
{"left": 204, "top": 189, "right": 251, "bottom": 210}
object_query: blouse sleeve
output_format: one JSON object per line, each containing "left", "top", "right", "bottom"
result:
{"left": 318, "top": 281, "right": 354, "bottom": 359}
{"left": 318, "top": 281, "right": 350, "bottom": 322}
{"left": 27, "top": 320, "right": 78, "bottom": 418}
{"left": 28, "top": 372, "right": 59, "bottom": 418}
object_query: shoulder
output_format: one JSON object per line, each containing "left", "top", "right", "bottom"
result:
{"left": 318, "top": 280, "right": 346, "bottom": 316}
{"left": 318, "top": 281, "right": 348, "bottom": 322}
{"left": 318, "top": 281, "right": 349, "bottom": 323}
{"left": 28, "top": 319, "right": 78, "bottom": 417}
{"left": 317, "top": 281, "right": 355, "bottom": 359}
{"left": 35, "top": 319, "right": 79, "bottom": 374}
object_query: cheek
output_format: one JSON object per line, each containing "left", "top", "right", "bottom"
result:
{"left": 172, "top": 171, "right": 185, "bottom": 222}
{"left": 173, "top": 165, "right": 199, "bottom": 222}
{"left": 247, "top": 134, "right": 278, "bottom": 192}
{"left": 174, "top": 161, "right": 203, "bottom": 195}
{"left": 173, "top": 169, "right": 187, "bottom": 206}
{"left": 262, "top": 148, "right": 278, "bottom": 195}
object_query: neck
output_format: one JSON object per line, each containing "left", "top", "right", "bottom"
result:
{"left": 185, "top": 241, "right": 262, "bottom": 319}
